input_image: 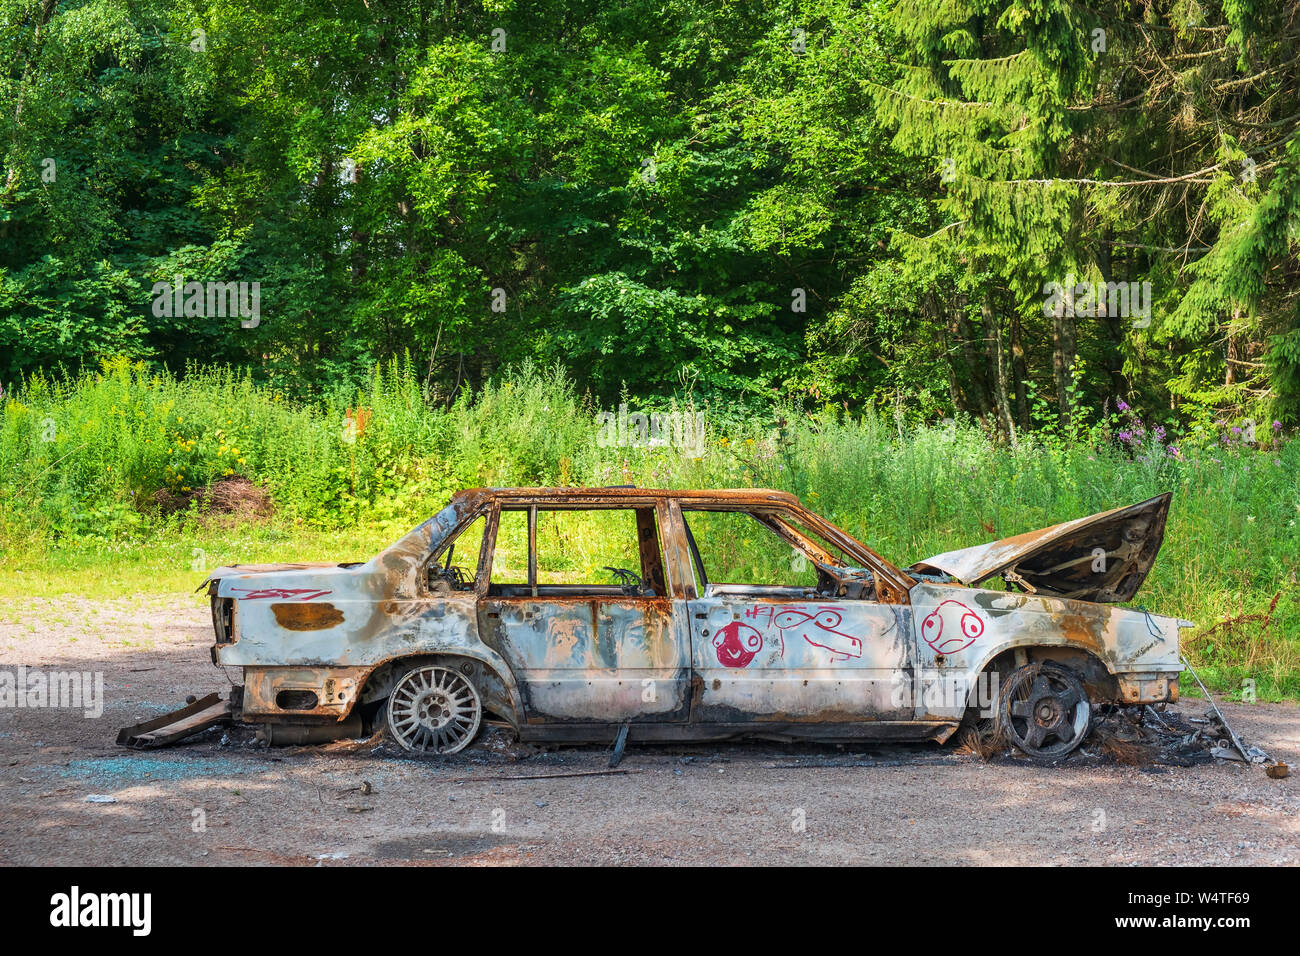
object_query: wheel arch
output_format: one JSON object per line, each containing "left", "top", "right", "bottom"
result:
{"left": 360, "top": 650, "right": 522, "bottom": 730}
{"left": 965, "top": 640, "right": 1121, "bottom": 711}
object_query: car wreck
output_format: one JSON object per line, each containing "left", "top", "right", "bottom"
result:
{"left": 118, "top": 487, "right": 1187, "bottom": 762}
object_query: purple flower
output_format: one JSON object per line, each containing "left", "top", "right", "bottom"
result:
{"left": 1119, "top": 430, "right": 1134, "bottom": 443}
{"left": 1167, "top": 445, "right": 1181, "bottom": 459}
{"left": 1232, "top": 426, "right": 1242, "bottom": 435}
{"left": 1153, "top": 425, "right": 1166, "bottom": 442}
{"left": 1273, "top": 420, "right": 1283, "bottom": 431}
{"left": 1117, "top": 399, "right": 1129, "bottom": 411}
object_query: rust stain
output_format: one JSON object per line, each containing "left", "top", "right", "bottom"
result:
{"left": 272, "top": 602, "right": 344, "bottom": 630}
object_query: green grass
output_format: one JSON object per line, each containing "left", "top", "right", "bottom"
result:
{"left": 3, "top": 356, "right": 1298, "bottom": 701}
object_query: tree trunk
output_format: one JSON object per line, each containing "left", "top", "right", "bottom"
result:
{"left": 933, "top": 292, "right": 963, "bottom": 413}
{"left": 1052, "top": 294, "right": 1077, "bottom": 427}
{"left": 1098, "top": 232, "right": 1128, "bottom": 399}
{"left": 1010, "top": 306, "right": 1029, "bottom": 430}
{"left": 954, "top": 291, "right": 992, "bottom": 424}
{"left": 984, "top": 290, "right": 1016, "bottom": 443}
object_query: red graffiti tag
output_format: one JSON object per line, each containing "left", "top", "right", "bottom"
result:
{"left": 713, "top": 621, "right": 764, "bottom": 668}
{"left": 773, "top": 607, "right": 863, "bottom": 662}
{"left": 231, "top": 587, "right": 333, "bottom": 601}
{"left": 920, "top": 600, "right": 984, "bottom": 654}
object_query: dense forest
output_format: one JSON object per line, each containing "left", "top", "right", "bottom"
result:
{"left": 4, "top": 0, "right": 1300, "bottom": 435}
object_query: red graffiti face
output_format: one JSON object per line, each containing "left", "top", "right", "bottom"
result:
{"left": 773, "top": 607, "right": 863, "bottom": 661}
{"left": 713, "top": 621, "right": 764, "bottom": 668}
{"left": 921, "top": 600, "right": 985, "bottom": 654}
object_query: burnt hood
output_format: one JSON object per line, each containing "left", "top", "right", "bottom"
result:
{"left": 910, "top": 493, "right": 1172, "bottom": 603}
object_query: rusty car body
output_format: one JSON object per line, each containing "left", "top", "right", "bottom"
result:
{"left": 118, "top": 487, "right": 1187, "bottom": 761}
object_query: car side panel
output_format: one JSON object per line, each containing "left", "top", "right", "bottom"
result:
{"left": 475, "top": 596, "right": 692, "bottom": 722}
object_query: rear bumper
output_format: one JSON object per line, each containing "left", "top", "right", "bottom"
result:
{"left": 1115, "top": 669, "right": 1181, "bottom": 704}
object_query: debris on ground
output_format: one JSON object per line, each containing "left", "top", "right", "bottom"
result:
{"left": 962, "top": 702, "right": 1283, "bottom": 771}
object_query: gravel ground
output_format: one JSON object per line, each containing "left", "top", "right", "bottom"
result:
{"left": 0, "top": 594, "right": 1296, "bottom": 866}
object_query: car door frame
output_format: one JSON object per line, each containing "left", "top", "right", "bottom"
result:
{"left": 473, "top": 498, "right": 693, "bottom": 727}
{"left": 663, "top": 498, "right": 924, "bottom": 729}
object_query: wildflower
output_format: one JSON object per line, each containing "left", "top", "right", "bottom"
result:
{"left": 1247, "top": 515, "right": 1255, "bottom": 522}
{"left": 1117, "top": 398, "right": 1129, "bottom": 411}
{"left": 1232, "top": 426, "right": 1242, "bottom": 435}
{"left": 1167, "top": 445, "right": 1181, "bottom": 459}
{"left": 1153, "top": 425, "right": 1166, "bottom": 442}
{"left": 1118, "top": 430, "right": 1134, "bottom": 443}
{"left": 1273, "top": 420, "right": 1283, "bottom": 431}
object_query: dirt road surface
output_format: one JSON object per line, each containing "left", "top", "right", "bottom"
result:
{"left": 1, "top": 595, "right": 1296, "bottom": 866}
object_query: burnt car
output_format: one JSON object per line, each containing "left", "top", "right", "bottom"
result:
{"left": 118, "top": 487, "right": 1187, "bottom": 761}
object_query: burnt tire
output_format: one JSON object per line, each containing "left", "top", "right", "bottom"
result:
{"left": 997, "top": 660, "right": 1091, "bottom": 763}
{"left": 385, "top": 664, "right": 482, "bottom": 754}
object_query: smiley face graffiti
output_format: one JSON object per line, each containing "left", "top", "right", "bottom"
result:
{"left": 920, "top": 600, "right": 985, "bottom": 654}
{"left": 713, "top": 621, "right": 764, "bottom": 668}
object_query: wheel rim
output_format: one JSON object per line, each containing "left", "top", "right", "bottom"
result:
{"left": 1001, "top": 664, "right": 1090, "bottom": 759}
{"left": 387, "top": 665, "right": 481, "bottom": 754}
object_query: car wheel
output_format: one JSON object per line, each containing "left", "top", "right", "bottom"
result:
{"left": 997, "top": 660, "right": 1091, "bottom": 762}
{"left": 386, "top": 664, "right": 482, "bottom": 754}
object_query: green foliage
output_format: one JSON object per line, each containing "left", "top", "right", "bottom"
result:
{"left": 4, "top": 361, "right": 1299, "bottom": 696}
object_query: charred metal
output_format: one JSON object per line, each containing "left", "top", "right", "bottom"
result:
{"left": 118, "top": 488, "right": 1187, "bottom": 761}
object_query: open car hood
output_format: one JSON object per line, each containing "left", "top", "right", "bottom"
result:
{"left": 910, "top": 493, "right": 1172, "bottom": 603}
